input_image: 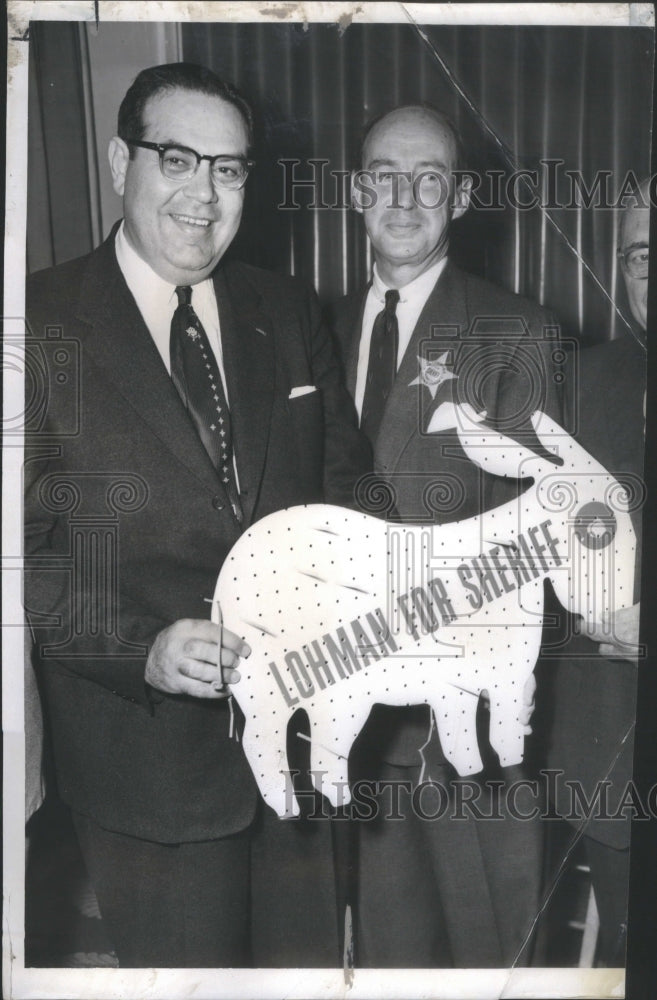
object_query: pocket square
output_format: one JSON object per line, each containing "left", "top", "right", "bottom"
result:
{"left": 288, "top": 385, "right": 318, "bottom": 399}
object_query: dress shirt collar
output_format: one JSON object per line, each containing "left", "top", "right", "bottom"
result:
{"left": 371, "top": 256, "right": 448, "bottom": 306}
{"left": 115, "top": 220, "right": 178, "bottom": 315}
{"left": 114, "top": 221, "right": 221, "bottom": 379}
{"left": 354, "top": 256, "right": 449, "bottom": 420}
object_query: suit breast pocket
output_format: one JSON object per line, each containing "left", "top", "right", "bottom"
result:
{"left": 288, "top": 389, "right": 324, "bottom": 493}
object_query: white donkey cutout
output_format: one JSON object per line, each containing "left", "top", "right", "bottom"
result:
{"left": 213, "top": 404, "right": 636, "bottom": 817}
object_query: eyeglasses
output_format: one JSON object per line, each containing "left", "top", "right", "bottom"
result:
{"left": 617, "top": 243, "right": 649, "bottom": 279}
{"left": 127, "top": 139, "right": 254, "bottom": 189}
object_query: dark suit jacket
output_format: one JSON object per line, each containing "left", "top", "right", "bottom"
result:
{"left": 24, "top": 231, "right": 371, "bottom": 843}
{"left": 542, "top": 335, "right": 645, "bottom": 849}
{"left": 327, "top": 261, "right": 562, "bottom": 765}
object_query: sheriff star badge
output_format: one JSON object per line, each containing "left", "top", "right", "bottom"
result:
{"left": 409, "top": 352, "right": 457, "bottom": 398}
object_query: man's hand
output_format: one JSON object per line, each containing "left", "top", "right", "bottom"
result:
{"left": 482, "top": 672, "right": 536, "bottom": 733}
{"left": 579, "top": 602, "right": 641, "bottom": 662}
{"left": 145, "top": 618, "right": 250, "bottom": 698}
{"left": 518, "top": 672, "right": 537, "bottom": 732}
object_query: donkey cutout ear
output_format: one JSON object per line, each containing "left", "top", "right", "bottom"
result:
{"left": 427, "top": 401, "right": 562, "bottom": 481}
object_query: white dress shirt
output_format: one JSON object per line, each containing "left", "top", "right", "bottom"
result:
{"left": 115, "top": 223, "right": 240, "bottom": 488}
{"left": 354, "top": 256, "right": 448, "bottom": 420}
{"left": 114, "top": 222, "right": 230, "bottom": 402}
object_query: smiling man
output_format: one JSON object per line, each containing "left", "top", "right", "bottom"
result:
{"left": 24, "top": 63, "right": 370, "bottom": 968}
{"left": 328, "top": 105, "right": 563, "bottom": 968}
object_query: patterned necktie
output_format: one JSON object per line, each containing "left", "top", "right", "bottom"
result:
{"left": 360, "top": 288, "right": 400, "bottom": 441}
{"left": 170, "top": 285, "right": 243, "bottom": 523}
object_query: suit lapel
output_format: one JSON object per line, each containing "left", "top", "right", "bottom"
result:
{"left": 376, "top": 262, "right": 468, "bottom": 473}
{"left": 213, "top": 264, "right": 275, "bottom": 525}
{"left": 343, "top": 289, "right": 369, "bottom": 399}
{"left": 76, "top": 237, "right": 228, "bottom": 497}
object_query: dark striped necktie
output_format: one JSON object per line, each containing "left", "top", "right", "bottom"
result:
{"left": 360, "top": 288, "right": 400, "bottom": 441}
{"left": 170, "top": 285, "right": 243, "bottom": 523}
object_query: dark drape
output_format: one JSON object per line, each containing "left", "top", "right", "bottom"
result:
{"left": 27, "top": 22, "right": 95, "bottom": 273}
{"left": 27, "top": 21, "right": 653, "bottom": 343}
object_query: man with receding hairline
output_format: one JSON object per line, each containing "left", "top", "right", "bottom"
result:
{"left": 24, "top": 62, "right": 370, "bottom": 968}
{"left": 328, "top": 103, "right": 562, "bottom": 968}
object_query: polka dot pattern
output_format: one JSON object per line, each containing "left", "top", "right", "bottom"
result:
{"left": 212, "top": 405, "right": 637, "bottom": 817}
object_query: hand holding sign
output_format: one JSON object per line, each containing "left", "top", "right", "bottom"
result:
{"left": 145, "top": 616, "right": 247, "bottom": 699}
{"left": 583, "top": 602, "right": 641, "bottom": 662}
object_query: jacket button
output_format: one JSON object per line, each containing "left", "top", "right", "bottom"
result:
{"left": 212, "top": 495, "right": 225, "bottom": 511}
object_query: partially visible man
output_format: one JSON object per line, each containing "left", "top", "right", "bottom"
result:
{"left": 24, "top": 63, "right": 370, "bottom": 968}
{"left": 541, "top": 180, "right": 648, "bottom": 965}
{"left": 327, "top": 105, "right": 563, "bottom": 968}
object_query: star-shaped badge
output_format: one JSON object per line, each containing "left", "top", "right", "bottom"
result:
{"left": 409, "top": 353, "right": 457, "bottom": 399}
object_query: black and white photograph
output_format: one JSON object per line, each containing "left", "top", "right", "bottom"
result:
{"left": 3, "top": 2, "right": 657, "bottom": 998}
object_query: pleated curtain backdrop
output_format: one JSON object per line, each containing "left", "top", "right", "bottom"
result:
{"left": 27, "top": 22, "right": 96, "bottom": 274}
{"left": 27, "top": 21, "right": 653, "bottom": 343}
{"left": 26, "top": 20, "right": 183, "bottom": 272}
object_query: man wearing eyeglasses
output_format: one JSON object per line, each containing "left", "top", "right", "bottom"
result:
{"left": 617, "top": 187, "right": 650, "bottom": 333}
{"left": 540, "top": 180, "right": 648, "bottom": 965}
{"left": 24, "top": 63, "right": 370, "bottom": 968}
